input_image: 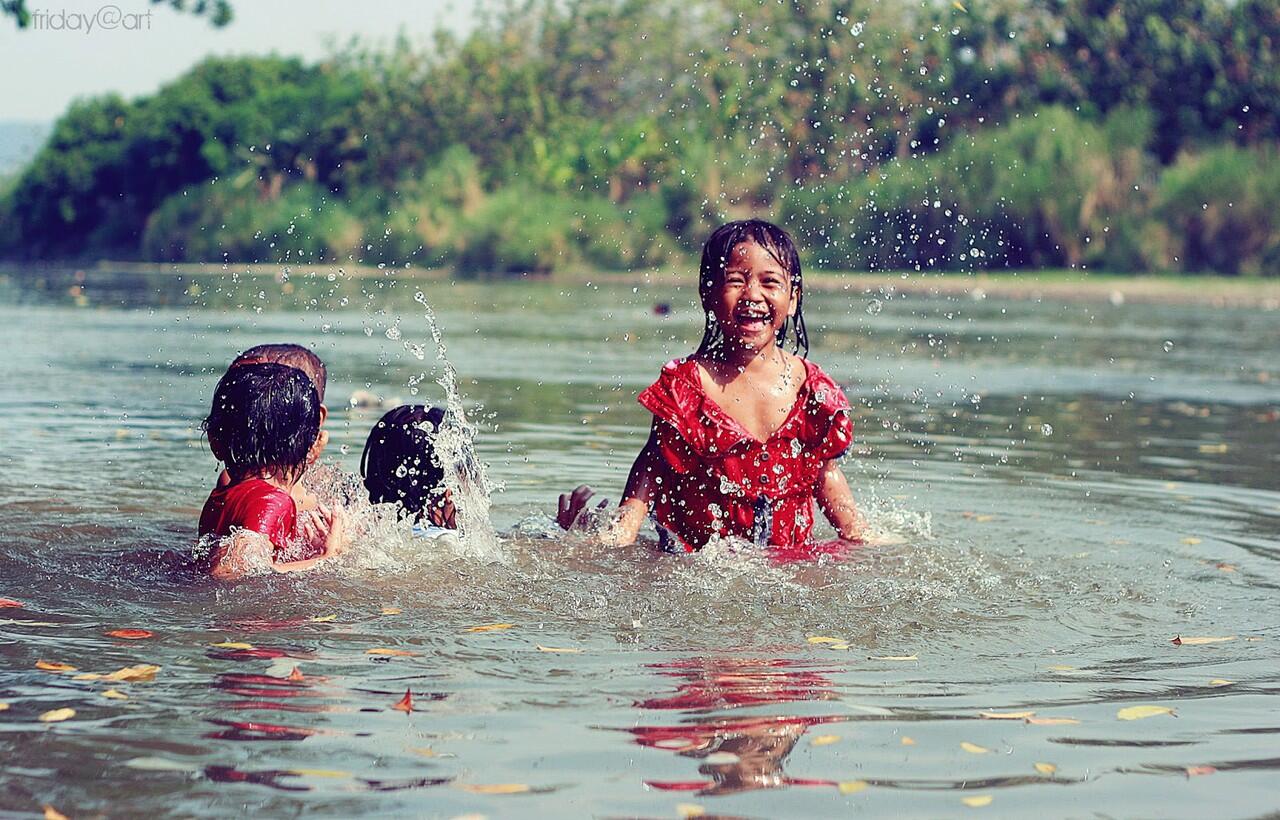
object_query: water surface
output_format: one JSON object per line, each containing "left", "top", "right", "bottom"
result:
{"left": 1, "top": 268, "right": 1278, "bottom": 817}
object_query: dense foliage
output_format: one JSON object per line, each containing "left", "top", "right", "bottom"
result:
{"left": 2, "top": 0, "right": 1277, "bottom": 274}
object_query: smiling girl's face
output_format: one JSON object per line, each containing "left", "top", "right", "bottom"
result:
{"left": 704, "top": 241, "right": 798, "bottom": 354}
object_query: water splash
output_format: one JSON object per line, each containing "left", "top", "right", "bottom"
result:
{"left": 414, "top": 290, "right": 503, "bottom": 561}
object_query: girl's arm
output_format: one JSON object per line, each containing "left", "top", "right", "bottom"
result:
{"left": 557, "top": 425, "right": 661, "bottom": 545}
{"left": 815, "top": 459, "right": 866, "bottom": 542}
{"left": 209, "top": 506, "right": 348, "bottom": 579}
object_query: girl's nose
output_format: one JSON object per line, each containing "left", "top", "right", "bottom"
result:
{"left": 743, "top": 278, "right": 765, "bottom": 300}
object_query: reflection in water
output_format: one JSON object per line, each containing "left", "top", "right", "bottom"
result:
{"left": 625, "top": 658, "right": 847, "bottom": 796}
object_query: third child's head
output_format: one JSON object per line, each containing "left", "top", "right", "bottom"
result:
{"left": 360, "top": 405, "right": 455, "bottom": 529}
{"left": 697, "top": 219, "right": 807, "bottom": 358}
{"left": 203, "top": 363, "right": 321, "bottom": 486}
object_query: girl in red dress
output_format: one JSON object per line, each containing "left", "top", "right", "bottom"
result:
{"left": 199, "top": 363, "right": 347, "bottom": 579}
{"left": 559, "top": 220, "right": 865, "bottom": 556}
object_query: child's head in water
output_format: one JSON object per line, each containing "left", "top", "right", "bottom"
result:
{"left": 696, "top": 219, "right": 808, "bottom": 359}
{"left": 361, "top": 405, "right": 456, "bottom": 529}
{"left": 203, "top": 363, "right": 321, "bottom": 485}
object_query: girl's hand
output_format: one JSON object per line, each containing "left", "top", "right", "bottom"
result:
{"left": 557, "top": 485, "right": 609, "bottom": 530}
{"left": 313, "top": 503, "right": 348, "bottom": 558}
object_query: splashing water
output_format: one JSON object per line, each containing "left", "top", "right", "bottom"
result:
{"left": 413, "top": 289, "right": 503, "bottom": 561}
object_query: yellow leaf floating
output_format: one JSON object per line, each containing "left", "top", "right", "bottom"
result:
{"left": 960, "top": 741, "right": 990, "bottom": 754}
{"left": 290, "top": 768, "right": 352, "bottom": 778}
{"left": 43, "top": 806, "right": 69, "bottom": 820}
{"left": 381, "top": 607, "right": 402, "bottom": 615}
{"left": 104, "top": 664, "right": 160, "bottom": 682}
{"left": 979, "top": 710, "right": 1035, "bottom": 720}
{"left": 310, "top": 614, "right": 337, "bottom": 623}
{"left": 1209, "top": 679, "right": 1233, "bottom": 687}
{"left": 901, "top": 736, "right": 916, "bottom": 745}
{"left": 676, "top": 804, "right": 706, "bottom": 818}
{"left": 871, "top": 655, "right": 918, "bottom": 661}
{"left": 1034, "top": 762, "right": 1057, "bottom": 774}
{"left": 1025, "top": 717, "right": 1080, "bottom": 726}
{"left": 366, "top": 648, "right": 418, "bottom": 657}
{"left": 465, "top": 623, "right": 514, "bottom": 633}
{"left": 103, "top": 689, "right": 129, "bottom": 700}
{"left": 1181, "top": 537, "right": 1202, "bottom": 545}
{"left": 838, "top": 780, "right": 869, "bottom": 794}
{"left": 807, "top": 636, "right": 844, "bottom": 644}
{"left": 210, "top": 641, "right": 255, "bottom": 650}
{"left": 811, "top": 734, "right": 841, "bottom": 746}
{"left": 0, "top": 702, "right": 9, "bottom": 711}
{"left": 953, "top": 1, "right": 968, "bottom": 12}
{"left": 961, "top": 795, "right": 993, "bottom": 807}
{"left": 1172, "top": 635, "right": 1235, "bottom": 645}
{"left": 39, "top": 708, "right": 76, "bottom": 723}
{"left": 535, "top": 645, "right": 584, "bottom": 654}
{"left": 1117, "top": 704, "right": 1175, "bottom": 721}
{"left": 35, "top": 660, "right": 77, "bottom": 673}
{"left": 457, "top": 783, "right": 532, "bottom": 795}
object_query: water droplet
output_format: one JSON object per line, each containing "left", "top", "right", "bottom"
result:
{"left": 1041, "top": 423, "right": 1054, "bottom": 436}
{"left": 386, "top": 326, "right": 402, "bottom": 341}
{"left": 866, "top": 299, "right": 883, "bottom": 315}
{"left": 1162, "top": 340, "right": 1174, "bottom": 353}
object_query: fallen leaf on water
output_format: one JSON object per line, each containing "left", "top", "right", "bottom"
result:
{"left": 210, "top": 641, "right": 255, "bottom": 650}
{"left": 980, "top": 710, "right": 1035, "bottom": 720}
{"left": 43, "top": 806, "right": 68, "bottom": 820}
{"left": 811, "top": 734, "right": 841, "bottom": 746}
{"left": 39, "top": 708, "right": 76, "bottom": 722}
{"left": 953, "top": 1, "right": 968, "bottom": 13}
{"left": 1185, "top": 765, "right": 1217, "bottom": 777}
{"left": 807, "top": 636, "right": 844, "bottom": 644}
{"left": 535, "top": 645, "right": 583, "bottom": 654}
{"left": 381, "top": 607, "right": 402, "bottom": 615}
{"left": 1197, "top": 443, "right": 1229, "bottom": 454}
{"left": 457, "top": 783, "right": 531, "bottom": 795}
{"left": 309, "top": 614, "right": 337, "bottom": 623}
{"left": 1181, "top": 537, "right": 1202, "bottom": 545}
{"left": 102, "top": 689, "right": 128, "bottom": 700}
{"left": 1046, "top": 664, "right": 1075, "bottom": 671}
{"left": 0, "top": 598, "right": 23, "bottom": 608}
{"left": 36, "top": 660, "right": 77, "bottom": 673}
{"left": 828, "top": 643, "right": 852, "bottom": 650}
{"left": 73, "top": 673, "right": 103, "bottom": 681}
{"left": 410, "top": 747, "right": 440, "bottom": 757}
{"left": 961, "top": 795, "right": 993, "bottom": 807}
{"left": 392, "top": 689, "right": 414, "bottom": 713}
{"left": 366, "top": 648, "right": 418, "bottom": 657}
{"left": 1025, "top": 717, "right": 1080, "bottom": 726}
{"left": 1034, "top": 762, "right": 1057, "bottom": 774}
{"left": 838, "top": 780, "right": 868, "bottom": 794}
{"left": 290, "top": 768, "right": 351, "bottom": 778}
{"left": 103, "top": 664, "right": 160, "bottom": 682}
{"left": 901, "top": 736, "right": 916, "bottom": 745}
{"left": 870, "top": 654, "right": 918, "bottom": 661}
{"left": 465, "top": 623, "right": 514, "bottom": 633}
{"left": 1209, "top": 679, "right": 1233, "bottom": 687}
{"left": 1117, "top": 705, "right": 1175, "bottom": 721}
{"left": 1216, "top": 563, "right": 1237, "bottom": 573}
{"left": 288, "top": 666, "right": 305, "bottom": 681}
{"left": 0, "top": 702, "right": 9, "bottom": 711}
{"left": 1172, "top": 635, "right": 1235, "bottom": 645}
{"left": 105, "top": 629, "right": 154, "bottom": 640}
{"left": 960, "top": 741, "right": 990, "bottom": 754}
{"left": 676, "top": 804, "right": 705, "bottom": 818}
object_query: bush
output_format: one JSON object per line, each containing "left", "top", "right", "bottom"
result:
{"left": 1155, "top": 144, "right": 1280, "bottom": 275}
{"left": 141, "top": 180, "right": 362, "bottom": 263}
{"left": 781, "top": 107, "right": 1154, "bottom": 272}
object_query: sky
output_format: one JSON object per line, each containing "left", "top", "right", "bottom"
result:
{"left": 0, "top": 0, "right": 478, "bottom": 123}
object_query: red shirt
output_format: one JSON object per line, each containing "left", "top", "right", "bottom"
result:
{"left": 199, "top": 478, "right": 317, "bottom": 562}
{"left": 638, "top": 357, "right": 853, "bottom": 553}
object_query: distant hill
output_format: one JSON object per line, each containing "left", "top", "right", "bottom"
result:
{"left": 0, "top": 121, "right": 50, "bottom": 176}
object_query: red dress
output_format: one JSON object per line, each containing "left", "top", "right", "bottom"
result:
{"left": 199, "top": 478, "right": 318, "bottom": 562}
{"left": 637, "top": 357, "right": 853, "bottom": 553}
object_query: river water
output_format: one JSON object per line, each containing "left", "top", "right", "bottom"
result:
{"left": 1, "top": 268, "right": 1277, "bottom": 817}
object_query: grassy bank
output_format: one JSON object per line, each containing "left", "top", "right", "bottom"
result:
{"left": 4, "top": 261, "right": 1278, "bottom": 309}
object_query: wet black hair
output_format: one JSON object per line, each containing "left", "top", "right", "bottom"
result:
{"left": 695, "top": 219, "right": 809, "bottom": 358}
{"left": 203, "top": 362, "right": 321, "bottom": 483}
{"left": 360, "top": 405, "right": 447, "bottom": 523}
{"left": 233, "top": 343, "right": 328, "bottom": 403}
